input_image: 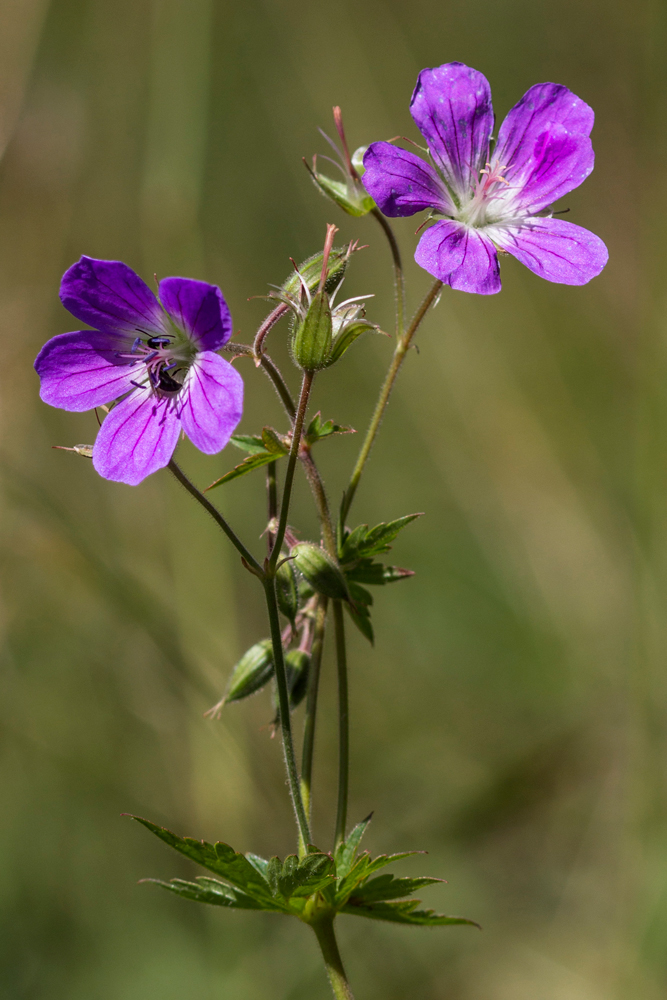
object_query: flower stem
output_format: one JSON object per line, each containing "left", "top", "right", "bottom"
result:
{"left": 371, "top": 207, "right": 405, "bottom": 339}
{"left": 263, "top": 574, "right": 312, "bottom": 850}
{"left": 266, "top": 460, "right": 278, "bottom": 552}
{"left": 270, "top": 369, "right": 314, "bottom": 567}
{"left": 340, "top": 278, "right": 443, "bottom": 525}
{"left": 332, "top": 600, "right": 349, "bottom": 850}
{"left": 311, "top": 916, "right": 356, "bottom": 1000}
{"left": 300, "top": 596, "right": 328, "bottom": 823}
{"left": 300, "top": 448, "right": 336, "bottom": 555}
{"left": 167, "top": 459, "right": 263, "bottom": 576}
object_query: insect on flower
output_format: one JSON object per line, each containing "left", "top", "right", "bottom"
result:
{"left": 362, "top": 62, "right": 608, "bottom": 294}
{"left": 34, "top": 257, "right": 244, "bottom": 484}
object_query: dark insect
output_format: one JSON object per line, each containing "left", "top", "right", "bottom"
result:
{"left": 157, "top": 367, "right": 182, "bottom": 392}
{"left": 147, "top": 336, "right": 172, "bottom": 349}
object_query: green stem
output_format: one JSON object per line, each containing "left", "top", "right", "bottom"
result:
{"left": 300, "top": 596, "right": 328, "bottom": 823}
{"left": 340, "top": 278, "right": 443, "bottom": 525}
{"left": 263, "top": 575, "right": 311, "bottom": 849}
{"left": 301, "top": 448, "right": 336, "bottom": 555}
{"left": 371, "top": 207, "right": 405, "bottom": 339}
{"left": 332, "top": 600, "right": 349, "bottom": 849}
{"left": 266, "top": 460, "right": 278, "bottom": 553}
{"left": 311, "top": 916, "right": 356, "bottom": 1000}
{"left": 167, "top": 459, "right": 263, "bottom": 576}
{"left": 270, "top": 369, "right": 314, "bottom": 567}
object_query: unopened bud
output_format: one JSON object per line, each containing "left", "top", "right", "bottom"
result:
{"left": 291, "top": 542, "right": 349, "bottom": 601}
{"left": 276, "top": 559, "right": 299, "bottom": 624}
{"left": 285, "top": 649, "right": 310, "bottom": 709}
{"left": 226, "top": 639, "right": 274, "bottom": 703}
{"left": 292, "top": 291, "right": 332, "bottom": 371}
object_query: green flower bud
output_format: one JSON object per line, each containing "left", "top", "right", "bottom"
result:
{"left": 292, "top": 290, "right": 332, "bottom": 371}
{"left": 226, "top": 639, "right": 274, "bottom": 703}
{"left": 282, "top": 246, "right": 349, "bottom": 300}
{"left": 276, "top": 559, "right": 299, "bottom": 624}
{"left": 285, "top": 649, "right": 310, "bottom": 709}
{"left": 291, "top": 542, "right": 349, "bottom": 601}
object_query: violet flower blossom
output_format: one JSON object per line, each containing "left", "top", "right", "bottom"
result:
{"left": 35, "top": 257, "right": 243, "bottom": 485}
{"left": 362, "top": 62, "right": 608, "bottom": 294}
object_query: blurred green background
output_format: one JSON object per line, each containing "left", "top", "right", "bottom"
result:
{"left": 0, "top": 0, "right": 663, "bottom": 996}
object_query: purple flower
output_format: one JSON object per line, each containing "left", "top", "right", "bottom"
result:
{"left": 362, "top": 62, "right": 608, "bottom": 294}
{"left": 35, "top": 257, "right": 244, "bottom": 485}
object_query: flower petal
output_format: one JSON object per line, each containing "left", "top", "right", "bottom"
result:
{"left": 178, "top": 352, "right": 243, "bottom": 454}
{"left": 362, "top": 141, "right": 453, "bottom": 217}
{"left": 415, "top": 220, "right": 501, "bottom": 295}
{"left": 410, "top": 62, "right": 493, "bottom": 198}
{"left": 60, "top": 257, "right": 167, "bottom": 336}
{"left": 92, "top": 387, "right": 181, "bottom": 485}
{"left": 495, "top": 83, "right": 594, "bottom": 183}
{"left": 505, "top": 124, "right": 594, "bottom": 214}
{"left": 489, "top": 217, "right": 608, "bottom": 284}
{"left": 159, "top": 277, "right": 233, "bottom": 351}
{"left": 34, "top": 329, "right": 138, "bottom": 411}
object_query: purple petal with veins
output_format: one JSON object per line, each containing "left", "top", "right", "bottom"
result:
{"left": 35, "top": 329, "right": 138, "bottom": 411}
{"left": 489, "top": 217, "right": 608, "bottom": 285}
{"left": 178, "top": 352, "right": 243, "bottom": 454}
{"left": 159, "top": 277, "right": 233, "bottom": 351}
{"left": 60, "top": 257, "right": 167, "bottom": 336}
{"left": 415, "top": 220, "right": 501, "bottom": 294}
{"left": 362, "top": 141, "right": 453, "bottom": 217}
{"left": 92, "top": 387, "right": 181, "bottom": 485}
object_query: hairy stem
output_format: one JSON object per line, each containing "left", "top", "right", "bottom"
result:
{"left": 332, "top": 600, "right": 349, "bottom": 849}
{"left": 300, "top": 596, "right": 328, "bottom": 823}
{"left": 167, "top": 459, "right": 263, "bottom": 576}
{"left": 270, "top": 369, "right": 314, "bottom": 566}
{"left": 340, "top": 278, "right": 443, "bottom": 525}
{"left": 266, "top": 460, "right": 278, "bottom": 552}
{"left": 311, "top": 916, "right": 356, "bottom": 1000}
{"left": 371, "top": 207, "right": 405, "bottom": 339}
{"left": 300, "top": 448, "right": 336, "bottom": 555}
{"left": 263, "top": 576, "right": 311, "bottom": 849}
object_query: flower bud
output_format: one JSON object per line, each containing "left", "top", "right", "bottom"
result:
{"left": 276, "top": 559, "right": 299, "bottom": 624}
{"left": 226, "top": 639, "right": 274, "bottom": 703}
{"left": 292, "top": 290, "right": 332, "bottom": 371}
{"left": 285, "top": 649, "right": 310, "bottom": 709}
{"left": 291, "top": 542, "right": 349, "bottom": 601}
{"left": 282, "top": 246, "right": 348, "bottom": 300}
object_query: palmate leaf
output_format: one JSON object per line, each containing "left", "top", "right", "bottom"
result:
{"left": 267, "top": 852, "right": 337, "bottom": 900}
{"left": 143, "top": 876, "right": 278, "bottom": 910}
{"left": 334, "top": 813, "right": 373, "bottom": 877}
{"left": 130, "top": 817, "right": 276, "bottom": 906}
{"left": 342, "top": 898, "right": 480, "bottom": 928}
{"left": 346, "top": 560, "right": 414, "bottom": 586}
{"left": 207, "top": 428, "right": 288, "bottom": 489}
{"left": 350, "top": 873, "right": 444, "bottom": 903}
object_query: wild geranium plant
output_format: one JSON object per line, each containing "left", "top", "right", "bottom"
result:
{"left": 34, "top": 62, "right": 607, "bottom": 999}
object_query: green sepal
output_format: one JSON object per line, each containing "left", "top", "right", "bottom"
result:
{"left": 143, "top": 877, "right": 276, "bottom": 910}
{"left": 130, "top": 817, "right": 277, "bottom": 906}
{"left": 207, "top": 428, "right": 288, "bottom": 489}
{"left": 276, "top": 559, "right": 299, "bottom": 625}
{"left": 53, "top": 443, "right": 94, "bottom": 458}
{"left": 291, "top": 542, "right": 350, "bottom": 602}
{"left": 292, "top": 290, "right": 333, "bottom": 372}
{"left": 285, "top": 649, "right": 310, "bottom": 709}
{"left": 307, "top": 170, "right": 375, "bottom": 218}
{"left": 342, "top": 898, "right": 480, "bottom": 928}
{"left": 325, "top": 320, "right": 377, "bottom": 366}
{"left": 340, "top": 514, "right": 422, "bottom": 563}
{"left": 304, "top": 412, "right": 355, "bottom": 446}
{"left": 282, "top": 246, "right": 350, "bottom": 298}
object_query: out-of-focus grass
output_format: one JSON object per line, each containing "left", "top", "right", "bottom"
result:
{"left": 0, "top": 0, "right": 665, "bottom": 997}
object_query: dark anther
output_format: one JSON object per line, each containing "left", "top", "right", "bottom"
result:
{"left": 147, "top": 336, "right": 172, "bottom": 349}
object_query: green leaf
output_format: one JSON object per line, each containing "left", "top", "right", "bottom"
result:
{"left": 346, "top": 561, "right": 415, "bottom": 587}
{"left": 340, "top": 514, "right": 422, "bottom": 563}
{"left": 130, "top": 817, "right": 275, "bottom": 905}
{"left": 350, "top": 874, "right": 444, "bottom": 903}
{"left": 334, "top": 813, "right": 373, "bottom": 878}
{"left": 344, "top": 601, "right": 374, "bottom": 645}
{"left": 267, "top": 852, "right": 336, "bottom": 900}
{"left": 342, "top": 898, "right": 480, "bottom": 927}
{"left": 245, "top": 853, "right": 270, "bottom": 879}
{"left": 230, "top": 434, "right": 267, "bottom": 455}
{"left": 143, "top": 877, "right": 275, "bottom": 910}
{"left": 207, "top": 428, "right": 288, "bottom": 489}
{"left": 326, "top": 321, "right": 378, "bottom": 366}
{"left": 304, "top": 412, "right": 355, "bottom": 446}
{"left": 347, "top": 581, "right": 373, "bottom": 607}
{"left": 334, "top": 852, "right": 373, "bottom": 905}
